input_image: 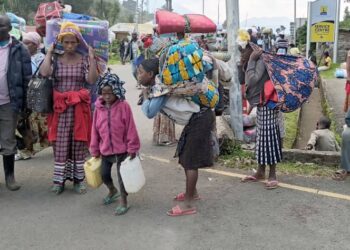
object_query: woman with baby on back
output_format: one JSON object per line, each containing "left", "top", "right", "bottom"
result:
{"left": 90, "top": 72, "right": 140, "bottom": 215}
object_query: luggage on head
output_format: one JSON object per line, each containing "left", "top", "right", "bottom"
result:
{"left": 35, "top": 1, "right": 63, "bottom": 37}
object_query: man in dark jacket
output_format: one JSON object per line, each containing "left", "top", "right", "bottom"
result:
{"left": 0, "top": 15, "right": 32, "bottom": 191}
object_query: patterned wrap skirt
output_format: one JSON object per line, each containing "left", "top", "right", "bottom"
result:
{"left": 176, "top": 108, "right": 215, "bottom": 169}
{"left": 256, "top": 106, "right": 282, "bottom": 165}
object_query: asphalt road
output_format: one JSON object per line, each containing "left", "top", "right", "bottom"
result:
{"left": 1, "top": 64, "right": 350, "bottom": 250}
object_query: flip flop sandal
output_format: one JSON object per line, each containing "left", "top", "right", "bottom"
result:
{"left": 332, "top": 170, "right": 348, "bottom": 181}
{"left": 174, "top": 192, "right": 201, "bottom": 202}
{"left": 265, "top": 180, "right": 279, "bottom": 190}
{"left": 241, "top": 175, "right": 265, "bottom": 183}
{"left": 51, "top": 185, "right": 64, "bottom": 195}
{"left": 167, "top": 205, "right": 197, "bottom": 217}
{"left": 115, "top": 205, "right": 130, "bottom": 216}
{"left": 74, "top": 183, "right": 87, "bottom": 194}
{"left": 103, "top": 193, "right": 121, "bottom": 205}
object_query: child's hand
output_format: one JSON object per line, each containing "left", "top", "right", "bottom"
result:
{"left": 128, "top": 153, "right": 137, "bottom": 160}
{"left": 306, "top": 144, "right": 313, "bottom": 150}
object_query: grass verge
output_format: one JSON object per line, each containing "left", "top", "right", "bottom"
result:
{"left": 284, "top": 110, "right": 300, "bottom": 149}
{"left": 108, "top": 57, "right": 121, "bottom": 65}
{"left": 219, "top": 142, "right": 336, "bottom": 177}
{"left": 220, "top": 155, "right": 337, "bottom": 177}
{"left": 319, "top": 78, "right": 342, "bottom": 144}
{"left": 319, "top": 63, "right": 340, "bottom": 79}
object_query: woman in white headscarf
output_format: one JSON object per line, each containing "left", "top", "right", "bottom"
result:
{"left": 15, "top": 32, "right": 49, "bottom": 161}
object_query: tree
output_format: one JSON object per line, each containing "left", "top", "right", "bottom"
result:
{"left": 89, "top": 0, "right": 121, "bottom": 25}
{"left": 344, "top": 6, "right": 350, "bottom": 21}
{"left": 340, "top": 6, "right": 350, "bottom": 29}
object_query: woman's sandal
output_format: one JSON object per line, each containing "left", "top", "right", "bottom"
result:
{"left": 167, "top": 205, "right": 197, "bottom": 217}
{"left": 103, "top": 193, "right": 121, "bottom": 205}
{"left": 74, "top": 183, "right": 87, "bottom": 194}
{"left": 332, "top": 169, "right": 348, "bottom": 181}
{"left": 51, "top": 185, "right": 64, "bottom": 195}
{"left": 265, "top": 180, "right": 279, "bottom": 190}
{"left": 174, "top": 192, "right": 200, "bottom": 202}
{"left": 241, "top": 175, "right": 265, "bottom": 183}
{"left": 115, "top": 205, "right": 130, "bottom": 216}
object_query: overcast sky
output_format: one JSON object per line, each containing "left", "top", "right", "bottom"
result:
{"left": 146, "top": 0, "right": 350, "bottom": 24}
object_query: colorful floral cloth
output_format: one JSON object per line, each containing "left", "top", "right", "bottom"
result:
{"left": 251, "top": 43, "right": 317, "bottom": 113}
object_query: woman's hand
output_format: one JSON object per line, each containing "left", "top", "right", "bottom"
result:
{"left": 249, "top": 50, "right": 263, "bottom": 62}
{"left": 47, "top": 44, "right": 55, "bottom": 55}
{"left": 88, "top": 46, "right": 95, "bottom": 59}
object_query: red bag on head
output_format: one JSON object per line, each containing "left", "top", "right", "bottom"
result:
{"left": 156, "top": 10, "right": 186, "bottom": 34}
{"left": 156, "top": 10, "right": 217, "bottom": 34}
{"left": 35, "top": 1, "right": 62, "bottom": 37}
{"left": 185, "top": 14, "right": 217, "bottom": 33}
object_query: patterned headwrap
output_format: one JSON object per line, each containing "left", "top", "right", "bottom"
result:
{"left": 57, "top": 22, "right": 88, "bottom": 51}
{"left": 97, "top": 70, "right": 126, "bottom": 100}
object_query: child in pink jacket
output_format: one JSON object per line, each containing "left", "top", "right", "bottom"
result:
{"left": 90, "top": 72, "right": 140, "bottom": 215}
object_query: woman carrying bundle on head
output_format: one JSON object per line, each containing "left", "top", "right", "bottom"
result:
{"left": 40, "top": 22, "right": 98, "bottom": 195}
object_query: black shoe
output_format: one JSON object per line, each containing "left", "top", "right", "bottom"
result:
{"left": 3, "top": 154, "right": 21, "bottom": 191}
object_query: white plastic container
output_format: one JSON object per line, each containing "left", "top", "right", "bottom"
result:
{"left": 120, "top": 156, "right": 146, "bottom": 193}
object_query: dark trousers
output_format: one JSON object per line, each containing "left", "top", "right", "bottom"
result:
{"left": 101, "top": 153, "right": 128, "bottom": 197}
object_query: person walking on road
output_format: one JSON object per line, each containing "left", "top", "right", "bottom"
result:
{"left": 90, "top": 72, "right": 140, "bottom": 215}
{"left": 124, "top": 32, "right": 143, "bottom": 85}
{"left": 0, "top": 15, "right": 32, "bottom": 191}
{"left": 139, "top": 59, "right": 215, "bottom": 216}
{"left": 40, "top": 22, "right": 98, "bottom": 195}
{"left": 240, "top": 43, "right": 282, "bottom": 189}
{"left": 119, "top": 38, "right": 128, "bottom": 65}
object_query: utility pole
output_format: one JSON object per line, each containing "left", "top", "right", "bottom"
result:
{"left": 202, "top": 0, "right": 205, "bottom": 15}
{"left": 294, "top": 0, "right": 297, "bottom": 44}
{"left": 226, "top": 0, "right": 243, "bottom": 140}
{"left": 218, "top": 0, "right": 220, "bottom": 26}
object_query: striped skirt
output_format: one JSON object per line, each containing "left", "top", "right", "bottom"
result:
{"left": 256, "top": 106, "right": 282, "bottom": 165}
{"left": 52, "top": 106, "right": 88, "bottom": 186}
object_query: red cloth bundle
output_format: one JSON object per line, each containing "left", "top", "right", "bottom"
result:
{"left": 156, "top": 10, "right": 216, "bottom": 34}
{"left": 185, "top": 14, "right": 217, "bottom": 33}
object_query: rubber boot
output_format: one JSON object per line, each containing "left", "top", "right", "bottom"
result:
{"left": 3, "top": 154, "right": 21, "bottom": 191}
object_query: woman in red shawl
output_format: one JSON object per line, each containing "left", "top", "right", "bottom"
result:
{"left": 40, "top": 22, "right": 98, "bottom": 195}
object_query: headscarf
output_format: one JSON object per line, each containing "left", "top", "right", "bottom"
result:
{"left": 23, "top": 32, "right": 41, "bottom": 47}
{"left": 346, "top": 110, "right": 350, "bottom": 127}
{"left": 97, "top": 71, "right": 126, "bottom": 100}
{"left": 237, "top": 29, "right": 250, "bottom": 49}
{"left": 57, "top": 21, "right": 82, "bottom": 43}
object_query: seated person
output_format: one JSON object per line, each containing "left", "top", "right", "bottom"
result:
{"left": 318, "top": 51, "right": 332, "bottom": 72}
{"left": 306, "top": 116, "right": 340, "bottom": 151}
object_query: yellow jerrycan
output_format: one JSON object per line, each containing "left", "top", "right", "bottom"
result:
{"left": 84, "top": 157, "right": 103, "bottom": 188}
